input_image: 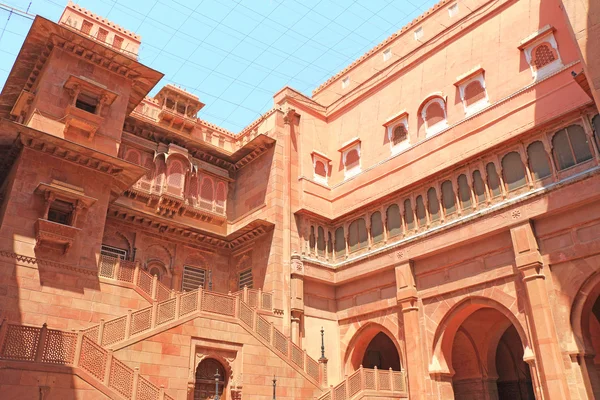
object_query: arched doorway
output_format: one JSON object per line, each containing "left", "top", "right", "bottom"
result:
{"left": 362, "top": 332, "right": 401, "bottom": 371}
{"left": 194, "top": 358, "right": 226, "bottom": 400}
{"left": 571, "top": 274, "right": 600, "bottom": 399}
{"left": 345, "top": 324, "right": 403, "bottom": 374}
{"left": 450, "top": 308, "right": 534, "bottom": 399}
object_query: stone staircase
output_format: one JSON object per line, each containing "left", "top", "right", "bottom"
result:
{"left": 317, "top": 365, "right": 407, "bottom": 400}
{"left": 0, "top": 319, "right": 175, "bottom": 400}
{"left": 95, "top": 254, "right": 322, "bottom": 382}
{"left": 0, "top": 256, "right": 325, "bottom": 399}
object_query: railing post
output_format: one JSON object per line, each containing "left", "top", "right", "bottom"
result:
{"left": 374, "top": 366, "right": 379, "bottom": 391}
{"left": 303, "top": 349, "right": 308, "bottom": 373}
{"left": 133, "top": 262, "right": 140, "bottom": 287}
{"left": 252, "top": 308, "right": 258, "bottom": 331}
{"left": 234, "top": 295, "right": 240, "bottom": 318}
{"left": 97, "top": 319, "right": 105, "bottom": 345}
{"left": 360, "top": 365, "right": 364, "bottom": 390}
{"left": 151, "top": 274, "right": 159, "bottom": 300}
{"left": 104, "top": 349, "right": 113, "bottom": 385}
{"left": 344, "top": 374, "right": 349, "bottom": 398}
{"left": 197, "top": 288, "right": 203, "bottom": 311}
{"left": 34, "top": 323, "right": 48, "bottom": 362}
{"left": 258, "top": 287, "right": 263, "bottom": 309}
{"left": 131, "top": 367, "right": 140, "bottom": 400}
{"left": 159, "top": 385, "right": 165, "bottom": 400}
{"left": 125, "top": 309, "right": 132, "bottom": 339}
{"left": 171, "top": 288, "right": 176, "bottom": 300}
{"left": 389, "top": 367, "right": 394, "bottom": 392}
{"left": 270, "top": 322, "right": 274, "bottom": 346}
{"left": 72, "top": 330, "right": 83, "bottom": 367}
{"left": 243, "top": 285, "right": 248, "bottom": 304}
{"left": 114, "top": 258, "right": 121, "bottom": 280}
{"left": 151, "top": 301, "right": 158, "bottom": 329}
{"left": 319, "top": 356, "right": 329, "bottom": 387}
{"left": 175, "top": 292, "right": 182, "bottom": 319}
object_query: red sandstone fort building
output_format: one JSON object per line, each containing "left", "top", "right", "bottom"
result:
{"left": 0, "top": 0, "right": 598, "bottom": 399}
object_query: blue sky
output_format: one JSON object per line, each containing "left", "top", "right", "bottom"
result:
{"left": 0, "top": 0, "right": 439, "bottom": 132}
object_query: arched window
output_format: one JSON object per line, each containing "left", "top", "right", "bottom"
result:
{"left": 472, "top": 170, "right": 486, "bottom": 203}
{"left": 153, "top": 160, "right": 166, "bottom": 193}
{"left": 335, "top": 227, "right": 345, "bottom": 258}
{"left": 425, "top": 102, "right": 445, "bottom": 126}
{"left": 371, "top": 212, "right": 384, "bottom": 244}
{"left": 457, "top": 174, "right": 472, "bottom": 210}
{"left": 315, "top": 160, "right": 327, "bottom": 177}
{"left": 502, "top": 152, "right": 527, "bottom": 191}
{"left": 317, "top": 226, "right": 326, "bottom": 256}
{"left": 441, "top": 180, "right": 456, "bottom": 215}
{"left": 486, "top": 163, "right": 502, "bottom": 198}
{"left": 386, "top": 204, "right": 402, "bottom": 238}
{"left": 215, "top": 182, "right": 226, "bottom": 214}
{"left": 532, "top": 43, "right": 556, "bottom": 70}
{"left": 166, "top": 160, "right": 184, "bottom": 196}
{"left": 392, "top": 125, "right": 408, "bottom": 145}
{"left": 125, "top": 149, "right": 141, "bottom": 165}
{"left": 348, "top": 219, "right": 367, "bottom": 253}
{"left": 345, "top": 149, "right": 360, "bottom": 168}
{"left": 403, "top": 199, "right": 415, "bottom": 231}
{"left": 552, "top": 125, "right": 592, "bottom": 170}
{"left": 527, "top": 141, "right": 551, "bottom": 180}
{"left": 427, "top": 187, "right": 440, "bottom": 221}
{"left": 200, "top": 177, "right": 214, "bottom": 210}
{"left": 463, "top": 80, "right": 486, "bottom": 107}
{"left": 188, "top": 175, "right": 199, "bottom": 205}
{"left": 416, "top": 195, "right": 427, "bottom": 227}
{"left": 422, "top": 98, "right": 447, "bottom": 136}
{"left": 309, "top": 226, "right": 316, "bottom": 251}
{"left": 327, "top": 232, "right": 334, "bottom": 259}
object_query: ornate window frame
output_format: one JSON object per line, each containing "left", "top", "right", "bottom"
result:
{"left": 519, "top": 25, "right": 563, "bottom": 81}
{"left": 421, "top": 97, "right": 448, "bottom": 137}
{"left": 383, "top": 111, "right": 410, "bottom": 155}
{"left": 455, "top": 67, "right": 489, "bottom": 116}
{"left": 311, "top": 150, "right": 331, "bottom": 185}
{"left": 339, "top": 138, "right": 362, "bottom": 179}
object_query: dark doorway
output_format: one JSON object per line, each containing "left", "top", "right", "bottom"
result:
{"left": 361, "top": 332, "right": 401, "bottom": 371}
{"left": 194, "top": 358, "right": 226, "bottom": 400}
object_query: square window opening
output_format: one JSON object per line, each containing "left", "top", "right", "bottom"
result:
{"left": 448, "top": 4, "right": 459, "bottom": 17}
{"left": 75, "top": 92, "right": 99, "bottom": 114}
{"left": 383, "top": 48, "right": 392, "bottom": 62}
{"left": 48, "top": 200, "right": 73, "bottom": 225}
{"left": 414, "top": 27, "right": 423, "bottom": 41}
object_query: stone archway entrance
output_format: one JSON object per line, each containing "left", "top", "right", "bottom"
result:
{"left": 194, "top": 358, "right": 226, "bottom": 400}
{"left": 450, "top": 308, "right": 535, "bottom": 400}
{"left": 361, "top": 332, "right": 401, "bottom": 371}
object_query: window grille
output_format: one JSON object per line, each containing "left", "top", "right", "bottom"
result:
{"left": 182, "top": 266, "right": 206, "bottom": 292}
{"left": 238, "top": 269, "right": 253, "bottom": 290}
{"left": 101, "top": 245, "right": 128, "bottom": 260}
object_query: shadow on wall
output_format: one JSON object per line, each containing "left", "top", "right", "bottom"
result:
{"left": 228, "top": 146, "right": 274, "bottom": 222}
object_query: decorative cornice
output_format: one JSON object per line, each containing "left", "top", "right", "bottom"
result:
{"left": 0, "top": 249, "right": 98, "bottom": 275}
{"left": 107, "top": 205, "right": 273, "bottom": 250}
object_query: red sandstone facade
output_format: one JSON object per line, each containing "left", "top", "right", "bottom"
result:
{"left": 0, "top": 0, "right": 599, "bottom": 399}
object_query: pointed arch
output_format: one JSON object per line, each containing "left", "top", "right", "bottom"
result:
{"left": 430, "top": 296, "right": 529, "bottom": 376}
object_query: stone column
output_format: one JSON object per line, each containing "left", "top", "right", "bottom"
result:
{"left": 395, "top": 260, "right": 427, "bottom": 400}
{"left": 510, "top": 221, "right": 571, "bottom": 400}
{"left": 290, "top": 253, "right": 304, "bottom": 346}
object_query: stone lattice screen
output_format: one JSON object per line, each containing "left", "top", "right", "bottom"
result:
{"left": 0, "top": 321, "right": 171, "bottom": 400}
{"left": 317, "top": 366, "right": 407, "bottom": 400}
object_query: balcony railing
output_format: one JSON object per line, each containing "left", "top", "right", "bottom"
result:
{"left": 0, "top": 320, "right": 175, "bottom": 400}
{"left": 232, "top": 286, "right": 273, "bottom": 312}
{"left": 317, "top": 366, "right": 407, "bottom": 400}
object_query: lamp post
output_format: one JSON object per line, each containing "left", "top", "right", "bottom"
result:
{"left": 214, "top": 369, "right": 220, "bottom": 400}
{"left": 272, "top": 375, "right": 277, "bottom": 400}
{"left": 321, "top": 327, "right": 325, "bottom": 359}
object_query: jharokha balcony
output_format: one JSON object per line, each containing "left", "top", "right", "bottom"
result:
{"left": 34, "top": 218, "right": 80, "bottom": 254}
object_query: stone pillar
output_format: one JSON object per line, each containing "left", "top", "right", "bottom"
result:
{"left": 290, "top": 253, "right": 304, "bottom": 346}
{"left": 395, "top": 260, "right": 427, "bottom": 400}
{"left": 510, "top": 221, "right": 571, "bottom": 400}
